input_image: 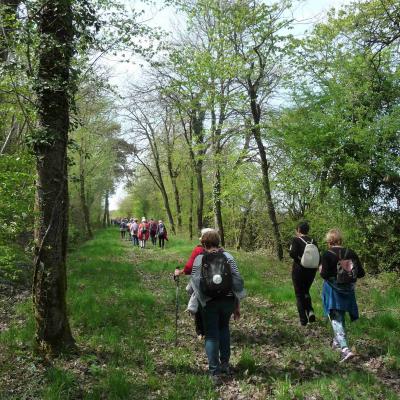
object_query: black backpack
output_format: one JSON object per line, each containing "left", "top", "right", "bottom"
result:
{"left": 329, "top": 248, "right": 358, "bottom": 284}
{"left": 200, "top": 252, "right": 233, "bottom": 298}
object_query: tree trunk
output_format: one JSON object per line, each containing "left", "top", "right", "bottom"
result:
{"left": 195, "top": 162, "right": 204, "bottom": 234}
{"left": 249, "top": 87, "right": 283, "bottom": 260}
{"left": 166, "top": 151, "right": 182, "bottom": 230}
{"left": 103, "top": 190, "right": 110, "bottom": 227}
{"left": 189, "top": 174, "right": 193, "bottom": 241}
{"left": 213, "top": 167, "right": 225, "bottom": 246}
{"left": 79, "top": 149, "right": 93, "bottom": 239}
{"left": 32, "top": 0, "right": 75, "bottom": 355}
{"left": 237, "top": 198, "right": 253, "bottom": 250}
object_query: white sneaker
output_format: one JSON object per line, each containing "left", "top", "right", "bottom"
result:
{"left": 340, "top": 347, "right": 355, "bottom": 363}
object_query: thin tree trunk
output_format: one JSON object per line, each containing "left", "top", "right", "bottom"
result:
{"left": 166, "top": 148, "right": 182, "bottom": 230}
{"left": 79, "top": 148, "right": 92, "bottom": 239}
{"left": 103, "top": 190, "right": 110, "bottom": 227}
{"left": 189, "top": 174, "right": 193, "bottom": 240}
{"left": 249, "top": 87, "right": 283, "bottom": 260}
{"left": 0, "top": 114, "right": 17, "bottom": 154}
{"left": 32, "top": 0, "right": 75, "bottom": 355}
{"left": 237, "top": 198, "right": 253, "bottom": 250}
{"left": 213, "top": 167, "right": 225, "bottom": 246}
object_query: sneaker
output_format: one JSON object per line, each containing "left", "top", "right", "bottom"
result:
{"left": 331, "top": 339, "right": 341, "bottom": 352}
{"left": 210, "top": 374, "right": 222, "bottom": 386}
{"left": 220, "top": 362, "right": 230, "bottom": 375}
{"left": 307, "top": 311, "right": 316, "bottom": 323}
{"left": 340, "top": 347, "right": 355, "bottom": 363}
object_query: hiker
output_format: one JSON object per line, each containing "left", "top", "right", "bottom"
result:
{"left": 130, "top": 218, "right": 139, "bottom": 247}
{"left": 138, "top": 217, "right": 149, "bottom": 249}
{"left": 289, "top": 221, "right": 320, "bottom": 326}
{"left": 120, "top": 218, "right": 127, "bottom": 240}
{"left": 149, "top": 218, "right": 158, "bottom": 246}
{"left": 174, "top": 228, "right": 214, "bottom": 337}
{"left": 190, "top": 230, "right": 245, "bottom": 383}
{"left": 127, "top": 219, "right": 132, "bottom": 241}
{"left": 320, "top": 228, "right": 365, "bottom": 362}
{"left": 157, "top": 220, "right": 167, "bottom": 249}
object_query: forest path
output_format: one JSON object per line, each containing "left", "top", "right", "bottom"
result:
{"left": 0, "top": 228, "right": 399, "bottom": 399}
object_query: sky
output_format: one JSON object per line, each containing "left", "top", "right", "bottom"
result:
{"left": 108, "top": 0, "right": 351, "bottom": 211}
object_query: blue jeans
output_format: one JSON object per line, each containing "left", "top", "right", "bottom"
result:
{"left": 200, "top": 297, "right": 235, "bottom": 375}
{"left": 329, "top": 309, "right": 348, "bottom": 349}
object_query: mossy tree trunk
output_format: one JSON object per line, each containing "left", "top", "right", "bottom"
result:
{"left": 32, "top": 0, "right": 75, "bottom": 355}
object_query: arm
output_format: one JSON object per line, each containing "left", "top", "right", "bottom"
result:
{"left": 353, "top": 252, "right": 365, "bottom": 278}
{"left": 289, "top": 238, "right": 301, "bottom": 261}
{"left": 319, "top": 252, "right": 331, "bottom": 280}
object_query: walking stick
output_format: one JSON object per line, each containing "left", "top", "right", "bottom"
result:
{"left": 174, "top": 275, "right": 179, "bottom": 347}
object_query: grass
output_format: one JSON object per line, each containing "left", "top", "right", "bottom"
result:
{"left": 0, "top": 228, "right": 399, "bottom": 399}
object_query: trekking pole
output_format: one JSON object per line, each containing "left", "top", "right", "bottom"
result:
{"left": 174, "top": 274, "right": 179, "bottom": 347}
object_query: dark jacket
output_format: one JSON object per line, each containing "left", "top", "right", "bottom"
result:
{"left": 320, "top": 246, "right": 365, "bottom": 281}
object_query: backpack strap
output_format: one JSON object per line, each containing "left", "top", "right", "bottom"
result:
{"left": 299, "top": 237, "right": 310, "bottom": 245}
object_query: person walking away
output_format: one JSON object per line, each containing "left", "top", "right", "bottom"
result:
{"left": 138, "top": 217, "right": 150, "bottom": 249}
{"left": 149, "top": 218, "right": 157, "bottom": 246}
{"left": 127, "top": 219, "right": 132, "bottom": 241}
{"left": 289, "top": 221, "right": 320, "bottom": 326}
{"left": 320, "top": 228, "right": 365, "bottom": 363}
{"left": 190, "top": 230, "right": 245, "bottom": 384}
{"left": 174, "top": 228, "right": 214, "bottom": 337}
{"left": 120, "top": 219, "right": 127, "bottom": 240}
{"left": 130, "top": 219, "right": 139, "bottom": 247}
{"left": 157, "top": 220, "right": 167, "bottom": 249}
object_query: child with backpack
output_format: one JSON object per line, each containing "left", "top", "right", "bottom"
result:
{"left": 190, "top": 230, "right": 245, "bottom": 384}
{"left": 289, "top": 221, "right": 320, "bottom": 326}
{"left": 320, "top": 228, "right": 365, "bottom": 363}
{"left": 138, "top": 217, "right": 149, "bottom": 249}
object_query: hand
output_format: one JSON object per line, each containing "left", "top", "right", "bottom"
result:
{"left": 234, "top": 308, "right": 240, "bottom": 321}
{"left": 174, "top": 268, "right": 181, "bottom": 277}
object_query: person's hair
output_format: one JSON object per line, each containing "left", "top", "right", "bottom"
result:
{"left": 297, "top": 221, "right": 310, "bottom": 235}
{"left": 201, "top": 230, "right": 220, "bottom": 249}
{"left": 326, "top": 229, "right": 343, "bottom": 246}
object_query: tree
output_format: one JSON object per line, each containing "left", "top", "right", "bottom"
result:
{"left": 32, "top": 0, "right": 75, "bottom": 354}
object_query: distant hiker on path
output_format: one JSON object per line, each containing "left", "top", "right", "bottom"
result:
{"left": 190, "top": 230, "right": 245, "bottom": 384}
{"left": 120, "top": 218, "right": 128, "bottom": 240}
{"left": 156, "top": 220, "right": 167, "bottom": 249}
{"left": 138, "top": 217, "right": 149, "bottom": 249}
{"left": 289, "top": 221, "right": 320, "bottom": 326}
{"left": 130, "top": 218, "right": 139, "bottom": 247}
{"left": 320, "top": 228, "right": 365, "bottom": 363}
{"left": 149, "top": 218, "right": 158, "bottom": 246}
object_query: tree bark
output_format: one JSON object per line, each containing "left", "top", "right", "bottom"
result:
{"left": 79, "top": 167, "right": 93, "bottom": 239}
{"left": 237, "top": 199, "right": 253, "bottom": 250}
{"left": 103, "top": 190, "right": 110, "bottom": 227}
{"left": 189, "top": 173, "right": 194, "bottom": 241}
{"left": 249, "top": 86, "right": 283, "bottom": 260}
{"left": 32, "top": 0, "right": 75, "bottom": 355}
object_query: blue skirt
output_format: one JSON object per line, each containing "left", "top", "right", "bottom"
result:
{"left": 322, "top": 280, "right": 359, "bottom": 321}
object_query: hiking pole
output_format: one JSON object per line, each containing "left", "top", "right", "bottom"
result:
{"left": 174, "top": 274, "right": 179, "bottom": 347}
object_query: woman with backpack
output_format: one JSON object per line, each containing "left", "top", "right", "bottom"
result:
{"left": 190, "top": 230, "right": 245, "bottom": 384}
{"left": 138, "top": 217, "right": 149, "bottom": 249}
{"left": 156, "top": 220, "right": 167, "bottom": 249}
{"left": 289, "top": 221, "right": 320, "bottom": 326}
{"left": 320, "top": 228, "right": 365, "bottom": 363}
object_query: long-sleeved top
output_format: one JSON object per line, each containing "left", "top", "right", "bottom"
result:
{"left": 320, "top": 246, "right": 365, "bottom": 321}
{"left": 320, "top": 246, "right": 365, "bottom": 281}
{"left": 289, "top": 235, "right": 318, "bottom": 268}
{"left": 183, "top": 245, "right": 204, "bottom": 275}
{"left": 190, "top": 251, "right": 246, "bottom": 307}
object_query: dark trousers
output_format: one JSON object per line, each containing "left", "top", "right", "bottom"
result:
{"left": 132, "top": 235, "right": 139, "bottom": 246}
{"left": 200, "top": 297, "right": 235, "bottom": 375}
{"left": 159, "top": 236, "right": 165, "bottom": 248}
{"left": 292, "top": 264, "right": 317, "bottom": 325}
{"left": 150, "top": 234, "right": 157, "bottom": 246}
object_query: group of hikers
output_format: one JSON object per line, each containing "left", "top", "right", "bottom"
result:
{"left": 116, "top": 217, "right": 168, "bottom": 249}
{"left": 173, "top": 222, "right": 365, "bottom": 385}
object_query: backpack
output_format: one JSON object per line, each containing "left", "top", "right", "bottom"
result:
{"left": 299, "top": 237, "right": 320, "bottom": 268}
{"left": 200, "top": 252, "right": 233, "bottom": 298}
{"left": 150, "top": 222, "right": 157, "bottom": 234}
{"left": 158, "top": 224, "right": 165, "bottom": 236}
{"left": 141, "top": 224, "right": 147, "bottom": 234}
{"left": 329, "top": 248, "right": 358, "bottom": 284}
